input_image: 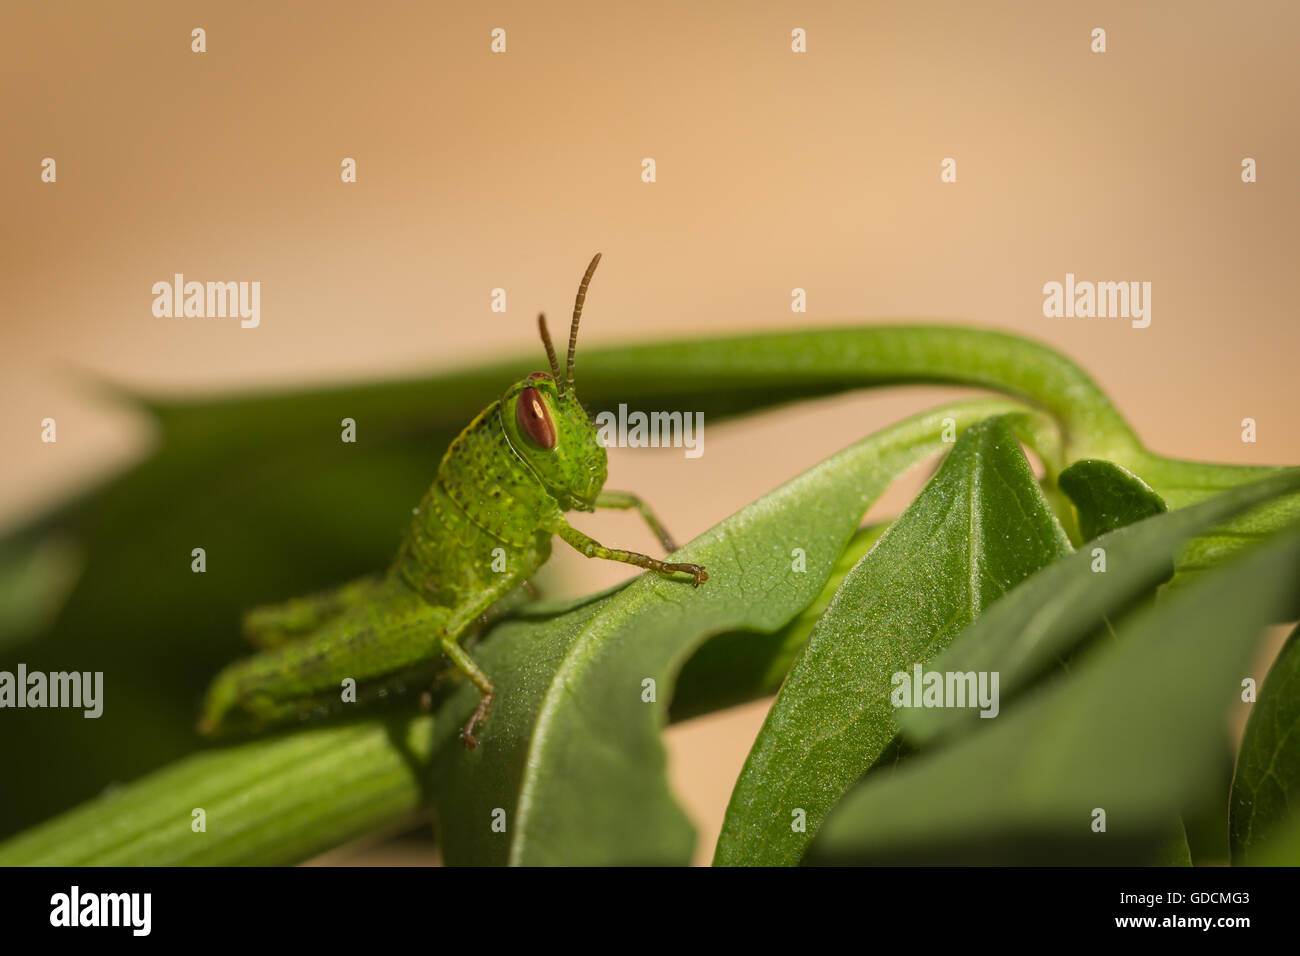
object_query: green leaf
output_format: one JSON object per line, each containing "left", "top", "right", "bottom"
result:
{"left": 670, "top": 523, "right": 887, "bottom": 722}
{"left": 1132, "top": 453, "right": 1300, "bottom": 580}
{"left": 901, "top": 468, "right": 1300, "bottom": 746}
{"left": 805, "top": 521, "right": 1300, "bottom": 866}
{"left": 714, "top": 415, "right": 1072, "bottom": 866}
{"left": 1231, "top": 621, "right": 1300, "bottom": 864}
{"left": 428, "top": 400, "right": 1039, "bottom": 865}
{"left": 1059, "top": 458, "right": 1166, "bottom": 540}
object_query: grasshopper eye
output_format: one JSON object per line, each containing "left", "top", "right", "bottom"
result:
{"left": 516, "top": 386, "right": 557, "bottom": 450}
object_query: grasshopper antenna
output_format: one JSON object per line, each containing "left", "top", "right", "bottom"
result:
{"left": 565, "top": 252, "right": 602, "bottom": 391}
{"left": 537, "top": 313, "right": 562, "bottom": 383}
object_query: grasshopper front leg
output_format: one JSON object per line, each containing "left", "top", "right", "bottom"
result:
{"left": 593, "top": 489, "right": 681, "bottom": 553}
{"left": 546, "top": 515, "right": 708, "bottom": 587}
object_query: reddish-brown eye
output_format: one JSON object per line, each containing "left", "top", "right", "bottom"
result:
{"left": 516, "top": 386, "right": 557, "bottom": 450}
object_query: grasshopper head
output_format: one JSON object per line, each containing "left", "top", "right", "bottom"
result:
{"left": 499, "top": 254, "right": 609, "bottom": 511}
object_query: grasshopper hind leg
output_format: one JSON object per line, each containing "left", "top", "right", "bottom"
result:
{"left": 205, "top": 567, "right": 530, "bottom": 746}
{"left": 241, "top": 574, "right": 384, "bottom": 650}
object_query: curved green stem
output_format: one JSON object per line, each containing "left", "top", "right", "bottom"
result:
{"left": 578, "top": 325, "right": 1142, "bottom": 465}
{"left": 577, "top": 325, "right": 1291, "bottom": 525}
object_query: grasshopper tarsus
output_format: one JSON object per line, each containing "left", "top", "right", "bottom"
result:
{"left": 664, "top": 562, "right": 708, "bottom": 587}
{"left": 461, "top": 692, "right": 495, "bottom": 750}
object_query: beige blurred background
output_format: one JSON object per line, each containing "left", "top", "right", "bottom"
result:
{"left": 3, "top": 1, "right": 1298, "bottom": 863}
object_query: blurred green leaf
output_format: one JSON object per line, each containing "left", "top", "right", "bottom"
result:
{"left": 714, "top": 416, "right": 1071, "bottom": 866}
{"left": 805, "top": 521, "right": 1300, "bottom": 866}
{"left": 1180, "top": 731, "right": 1237, "bottom": 866}
{"left": 1231, "top": 621, "right": 1300, "bottom": 864}
{"left": 0, "top": 533, "right": 83, "bottom": 652}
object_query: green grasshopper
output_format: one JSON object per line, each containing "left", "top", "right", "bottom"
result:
{"left": 199, "top": 254, "right": 707, "bottom": 748}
